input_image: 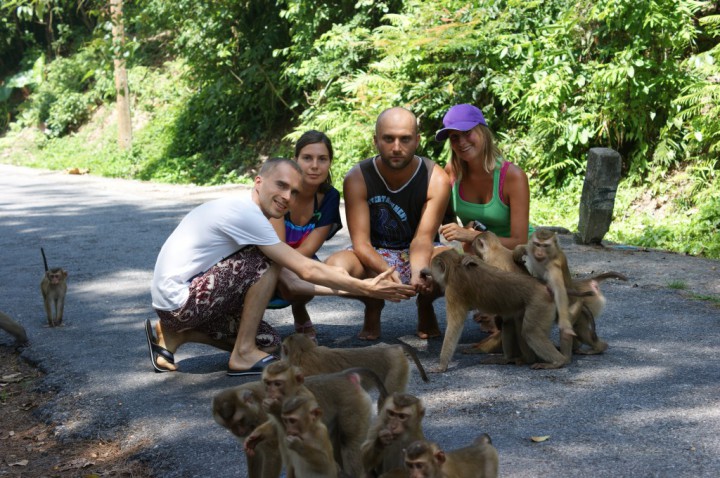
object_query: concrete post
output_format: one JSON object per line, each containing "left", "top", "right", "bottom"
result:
{"left": 574, "top": 148, "right": 622, "bottom": 245}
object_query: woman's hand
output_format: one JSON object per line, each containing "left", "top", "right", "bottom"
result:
{"left": 439, "top": 222, "right": 479, "bottom": 243}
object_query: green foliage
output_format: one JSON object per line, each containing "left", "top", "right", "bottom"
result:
{"left": 16, "top": 46, "right": 113, "bottom": 137}
{"left": 667, "top": 280, "right": 688, "bottom": 290}
{"left": 1, "top": 0, "right": 719, "bottom": 260}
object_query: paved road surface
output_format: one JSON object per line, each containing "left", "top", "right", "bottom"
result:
{"left": 1, "top": 164, "right": 719, "bottom": 477}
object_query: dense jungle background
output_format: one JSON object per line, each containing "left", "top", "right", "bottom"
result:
{"left": 0, "top": 0, "right": 718, "bottom": 258}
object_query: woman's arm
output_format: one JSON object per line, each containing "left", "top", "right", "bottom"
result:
{"left": 500, "top": 163, "right": 530, "bottom": 249}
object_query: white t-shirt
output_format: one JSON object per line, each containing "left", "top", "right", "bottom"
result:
{"left": 151, "top": 194, "right": 281, "bottom": 311}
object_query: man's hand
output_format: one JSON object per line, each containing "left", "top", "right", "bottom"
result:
{"left": 365, "top": 267, "right": 416, "bottom": 302}
{"left": 411, "top": 270, "right": 435, "bottom": 295}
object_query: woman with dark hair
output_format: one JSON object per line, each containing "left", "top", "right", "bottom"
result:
{"left": 435, "top": 104, "right": 533, "bottom": 250}
{"left": 269, "top": 130, "right": 343, "bottom": 341}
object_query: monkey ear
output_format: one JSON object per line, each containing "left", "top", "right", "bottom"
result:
{"left": 435, "top": 450, "right": 446, "bottom": 464}
{"left": 295, "top": 372, "right": 305, "bottom": 384}
{"left": 311, "top": 407, "right": 323, "bottom": 419}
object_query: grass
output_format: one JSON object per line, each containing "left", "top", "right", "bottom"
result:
{"left": 667, "top": 280, "right": 688, "bottom": 290}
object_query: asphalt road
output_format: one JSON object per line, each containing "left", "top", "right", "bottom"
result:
{"left": 1, "top": 164, "right": 719, "bottom": 477}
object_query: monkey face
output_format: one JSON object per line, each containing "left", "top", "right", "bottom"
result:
{"left": 46, "top": 270, "right": 67, "bottom": 284}
{"left": 385, "top": 407, "right": 413, "bottom": 436}
{"left": 428, "top": 250, "right": 462, "bottom": 290}
{"left": 212, "top": 390, "right": 263, "bottom": 438}
{"left": 404, "top": 443, "right": 445, "bottom": 478}
{"left": 263, "top": 378, "right": 287, "bottom": 400}
{"left": 405, "top": 459, "right": 431, "bottom": 478}
{"left": 282, "top": 413, "right": 304, "bottom": 437}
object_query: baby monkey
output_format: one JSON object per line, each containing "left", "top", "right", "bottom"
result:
{"left": 40, "top": 248, "right": 67, "bottom": 327}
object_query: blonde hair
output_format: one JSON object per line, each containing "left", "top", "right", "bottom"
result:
{"left": 449, "top": 124, "right": 501, "bottom": 182}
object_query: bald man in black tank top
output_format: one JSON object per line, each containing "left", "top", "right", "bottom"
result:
{"left": 325, "top": 107, "right": 452, "bottom": 340}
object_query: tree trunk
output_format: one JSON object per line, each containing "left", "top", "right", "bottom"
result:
{"left": 111, "top": 0, "right": 132, "bottom": 150}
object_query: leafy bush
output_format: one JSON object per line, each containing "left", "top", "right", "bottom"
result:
{"left": 16, "top": 46, "right": 114, "bottom": 137}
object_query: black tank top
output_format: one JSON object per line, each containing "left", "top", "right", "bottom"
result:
{"left": 359, "top": 155, "right": 435, "bottom": 249}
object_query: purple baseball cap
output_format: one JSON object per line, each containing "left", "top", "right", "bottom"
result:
{"left": 435, "top": 104, "right": 487, "bottom": 141}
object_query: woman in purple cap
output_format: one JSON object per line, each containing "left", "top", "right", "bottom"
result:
{"left": 436, "top": 103, "right": 532, "bottom": 251}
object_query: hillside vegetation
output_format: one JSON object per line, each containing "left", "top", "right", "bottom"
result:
{"left": 0, "top": 0, "right": 718, "bottom": 257}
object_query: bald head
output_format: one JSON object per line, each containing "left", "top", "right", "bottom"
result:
{"left": 376, "top": 107, "right": 418, "bottom": 136}
{"left": 373, "top": 107, "right": 421, "bottom": 170}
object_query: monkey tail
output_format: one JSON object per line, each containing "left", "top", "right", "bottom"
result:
{"left": 474, "top": 433, "right": 493, "bottom": 445}
{"left": 397, "top": 341, "right": 429, "bottom": 383}
{"left": 590, "top": 271, "right": 629, "bottom": 282}
{"left": 342, "top": 367, "right": 389, "bottom": 411}
{"left": 41, "top": 247, "right": 49, "bottom": 272}
{"left": 581, "top": 303, "right": 599, "bottom": 340}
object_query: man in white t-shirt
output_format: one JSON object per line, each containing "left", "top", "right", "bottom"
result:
{"left": 147, "top": 158, "right": 416, "bottom": 376}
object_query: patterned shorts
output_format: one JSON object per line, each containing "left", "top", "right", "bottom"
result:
{"left": 350, "top": 243, "right": 445, "bottom": 285}
{"left": 155, "top": 246, "right": 280, "bottom": 349}
{"left": 375, "top": 248, "right": 412, "bottom": 284}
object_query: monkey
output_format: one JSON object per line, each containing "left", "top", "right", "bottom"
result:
{"left": 281, "top": 395, "right": 338, "bottom": 478}
{"left": 240, "top": 362, "right": 384, "bottom": 477}
{"left": 471, "top": 231, "right": 528, "bottom": 275}
{"left": 463, "top": 313, "right": 504, "bottom": 355}
{"left": 403, "top": 435, "right": 499, "bottom": 478}
{"left": 462, "top": 234, "right": 593, "bottom": 357}
{"left": 280, "top": 333, "right": 428, "bottom": 395}
{"left": 512, "top": 228, "right": 576, "bottom": 338}
{"left": 40, "top": 248, "right": 67, "bottom": 327}
{"left": 361, "top": 392, "right": 426, "bottom": 477}
{"left": 0, "top": 311, "right": 29, "bottom": 346}
{"left": 460, "top": 232, "right": 530, "bottom": 355}
{"left": 213, "top": 380, "right": 281, "bottom": 478}
{"left": 420, "top": 249, "right": 568, "bottom": 372}
{"left": 561, "top": 271, "right": 628, "bottom": 359}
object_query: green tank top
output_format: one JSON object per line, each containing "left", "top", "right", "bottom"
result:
{"left": 452, "top": 159, "right": 512, "bottom": 237}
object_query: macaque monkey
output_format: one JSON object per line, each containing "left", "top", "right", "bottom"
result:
{"left": 403, "top": 435, "right": 499, "bottom": 478}
{"left": 462, "top": 232, "right": 529, "bottom": 355}
{"left": 213, "top": 380, "right": 281, "bottom": 478}
{"left": 471, "top": 231, "right": 528, "bottom": 275}
{"left": 361, "top": 392, "right": 426, "bottom": 477}
{"left": 40, "top": 248, "right": 67, "bottom": 327}
{"left": 281, "top": 395, "right": 338, "bottom": 478}
{"left": 562, "top": 272, "right": 628, "bottom": 359}
{"left": 420, "top": 249, "right": 568, "bottom": 372}
{"left": 281, "top": 333, "right": 428, "bottom": 395}
{"left": 0, "top": 311, "right": 29, "bottom": 346}
{"left": 512, "top": 229, "right": 576, "bottom": 337}
{"left": 242, "top": 361, "right": 381, "bottom": 477}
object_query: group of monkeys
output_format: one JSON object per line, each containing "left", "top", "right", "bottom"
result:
{"left": 424, "top": 228, "right": 627, "bottom": 373}
{"left": 212, "top": 228, "right": 627, "bottom": 477}
{"left": 213, "top": 334, "right": 497, "bottom": 478}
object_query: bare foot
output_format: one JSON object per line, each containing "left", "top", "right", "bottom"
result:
{"left": 228, "top": 348, "right": 273, "bottom": 372}
{"left": 358, "top": 329, "right": 380, "bottom": 341}
{"left": 416, "top": 304, "right": 441, "bottom": 339}
{"left": 416, "top": 330, "right": 441, "bottom": 340}
{"left": 154, "top": 322, "right": 178, "bottom": 371}
{"left": 155, "top": 355, "right": 177, "bottom": 371}
{"left": 294, "top": 319, "right": 317, "bottom": 343}
{"left": 357, "top": 298, "right": 383, "bottom": 340}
